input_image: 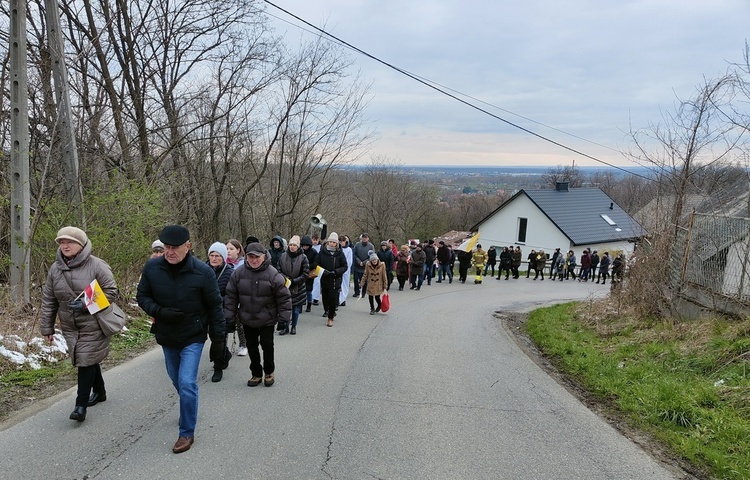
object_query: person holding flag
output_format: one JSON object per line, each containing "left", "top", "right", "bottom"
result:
{"left": 40, "top": 226, "right": 119, "bottom": 423}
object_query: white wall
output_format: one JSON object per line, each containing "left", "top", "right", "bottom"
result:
{"left": 477, "top": 194, "right": 636, "bottom": 257}
{"left": 478, "top": 194, "right": 569, "bottom": 252}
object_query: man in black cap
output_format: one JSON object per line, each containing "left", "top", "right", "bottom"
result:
{"left": 136, "top": 225, "right": 226, "bottom": 454}
{"left": 224, "top": 241, "right": 292, "bottom": 384}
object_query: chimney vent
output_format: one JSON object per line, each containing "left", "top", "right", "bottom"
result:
{"left": 555, "top": 181, "right": 569, "bottom": 192}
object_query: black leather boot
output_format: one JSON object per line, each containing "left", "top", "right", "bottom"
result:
{"left": 70, "top": 406, "right": 86, "bottom": 422}
{"left": 87, "top": 391, "right": 107, "bottom": 407}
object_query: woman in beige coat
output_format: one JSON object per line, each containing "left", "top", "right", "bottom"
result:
{"left": 41, "top": 226, "right": 118, "bottom": 422}
{"left": 359, "top": 251, "right": 387, "bottom": 315}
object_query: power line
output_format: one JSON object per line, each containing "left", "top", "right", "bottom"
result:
{"left": 263, "top": 0, "right": 654, "bottom": 182}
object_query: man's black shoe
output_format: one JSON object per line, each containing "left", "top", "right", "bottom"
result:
{"left": 87, "top": 392, "right": 107, "bottom": 407}
{"left": 70, "top": 406, "right": 86, "bottom": 422}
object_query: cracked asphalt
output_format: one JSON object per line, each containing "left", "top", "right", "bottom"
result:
{"left": 0, "top": 277, "right": 688, "bottom": 479}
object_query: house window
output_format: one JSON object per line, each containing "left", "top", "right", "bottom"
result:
{"left": 517, "top": 217, "right": 527, "bottom": 243}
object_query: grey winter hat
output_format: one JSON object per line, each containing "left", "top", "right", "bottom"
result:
{"left": 368, "top": 250, "right": 378, "bottom": 262}
{"left": 55, "top": 226, "right": 88, "bottom": 246}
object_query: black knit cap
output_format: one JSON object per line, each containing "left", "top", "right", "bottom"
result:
{"left": 159, "top": 225, "right": 190, "bottom": 246}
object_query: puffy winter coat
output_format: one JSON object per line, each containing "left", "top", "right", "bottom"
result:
{"left": 224, "top": 255, "right": 292, "bottom": 329}
{"left": 581, "top": 253, "right": 591, "bottom": 269}
{"left": 268, "top": 235, "right": 286, "bottom": 269}
{"left": 499, "top": 249, "right": 512, "bottom": 267}
{"left": 535, "top": 252, "right": 547, "bottom": 270}
{"left": 278, "top": 249, "right": 310, "bottom": 308}
{"left": 512, "top": 249, "right": 522, "bottom": 267}
{"left": 423, "top": 244, "right": 437, "bottom": 265}
{"left": 137, "top": 253, "right": 225, "bottom": 348}
{"left": 396, "top": 250, "right": 410, "bottom": 276}
{"left": 360, "top": 260, "right": 387, "bottom": 296}
{"left": 599, "top": 254, "right": 611, "bottom": 273}
{"left": 377, "top": 247, "right": 395, "bottom": 272}
{"left": 41, "top": 241, "right": 118, "bottom": 367}
{"left": 436, "top": 245, "right": 451, "bottom": 264}
{"left": 410, "top": 249, "right": 426, "bottom": 270}
{"left": 487, "top": 247, "right": 498, "bottom": 266}
{"left": 208, "top": 261, "right": 234, "bottom": 297}
{"left": 317, "top": 245, "right": 349, "bottom": 291}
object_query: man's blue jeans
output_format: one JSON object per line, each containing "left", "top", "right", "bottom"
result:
{"left": 162, "top": 342, "right": 204, "bottom": 438}
{"left": 439, "top": 263, "right": 453, "bottom": 282}
{"left": 291, "top": 304, "right": 301, "bottom": 327}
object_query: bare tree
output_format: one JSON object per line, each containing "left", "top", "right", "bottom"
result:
{"left": 628, "top": 75, "right": 740, "bottom": 230}
{"left": 540, "top": 164, "right": 584, "bottom": 188}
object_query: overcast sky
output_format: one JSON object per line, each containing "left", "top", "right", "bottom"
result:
{"left": 265, "top": 1, "right": 748, "bottom": 167}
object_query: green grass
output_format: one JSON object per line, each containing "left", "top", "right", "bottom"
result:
{"left": 525, "top": 303, "right": 750, "bottom": 480}
{"left": 0, "top": 314, "right": 156, "bottom": 421}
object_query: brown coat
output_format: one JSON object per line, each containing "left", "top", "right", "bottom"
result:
{"left": 40, "top": 241, "right": 118, "bottom": 367}
{"left": 360, "top": 260, "right": 387, "bottom": 296}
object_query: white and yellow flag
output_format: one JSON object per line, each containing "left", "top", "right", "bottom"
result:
{"left": 456, "top": 233, "right": 480, "bottom": 252}
{"left": 84, "top": 279, "right": 110, "bottom": 314}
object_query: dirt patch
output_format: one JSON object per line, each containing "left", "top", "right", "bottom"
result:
{"left": 497, "top": 310, "right": 706, "bottom": 480}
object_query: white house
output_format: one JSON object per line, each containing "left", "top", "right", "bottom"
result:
{"left": 471, "top": 182, "right": 647, "bottom": 258}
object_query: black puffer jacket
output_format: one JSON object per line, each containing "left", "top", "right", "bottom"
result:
{"left": 137, "top": 253, "right": 225, "bottom": 348}
{"left": 208, "top": 261, "right": 234, "bottom": 297}
{"left": 224, "top": 255, "right": 292, "bottom": 329}
{"left": 278, "top": 249, "right": 309, "bottom": 307}
{"left": 268, "top": 235, "right": 285, "bottom": 269}
{"left": 317, "top": 245, "right": 348, "bottom": 291}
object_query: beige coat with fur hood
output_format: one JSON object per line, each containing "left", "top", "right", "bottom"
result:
{"left": 41, "top": 241, "right": 118, "bottom": 367}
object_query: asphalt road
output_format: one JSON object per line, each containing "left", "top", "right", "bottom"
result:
{"left": 0, "top": 276, "right": 686, "bottom": 479}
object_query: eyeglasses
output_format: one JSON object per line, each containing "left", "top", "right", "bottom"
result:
{"left": 208, "top": 253, "right": 223, "bottom": 259}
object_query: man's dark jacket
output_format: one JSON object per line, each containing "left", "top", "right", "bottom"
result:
{"left": 137, "top": 253, "right": 225, "bottom": 348}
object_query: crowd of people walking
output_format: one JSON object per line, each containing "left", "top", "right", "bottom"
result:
{"left": 41, "top": 224, "right": 623, "bottom": 455}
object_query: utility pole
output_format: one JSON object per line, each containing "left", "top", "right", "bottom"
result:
{"left": 44, "top": 0, "right": 84, "bottom": 216}
{"left": 9, "top": 0, "right": 31, "bottom": 304}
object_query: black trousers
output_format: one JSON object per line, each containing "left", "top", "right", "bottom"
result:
{"left": 76, "top": 363, "right": 105, "bottom": 407}
{"left": 458, "top": 264, "right": 470, "bottom": 282}
{"left": 321, "top": 286, "right": 339, "bottom": 319}
{"left": 368, "top": 295, "right": 382, "bottom": 310}
{"left": 243, "top": 324, "right": 275, "bottom": 377}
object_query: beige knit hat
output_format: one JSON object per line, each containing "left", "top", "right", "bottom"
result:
{"left": 55, "top": 226, "right": 88, "bottom": 246}
{"left": 327, "top": 232, "right": 339, "bottom": 243}
{"left": 288, "top": 235, "right": 301, "bottom": 247}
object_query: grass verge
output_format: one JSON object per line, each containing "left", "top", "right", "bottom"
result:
{"left": 524, "top": 302, "right": 750, "bottom": 480}
{"left": 0, "top": 314, "right": 156, "bottom": 423}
